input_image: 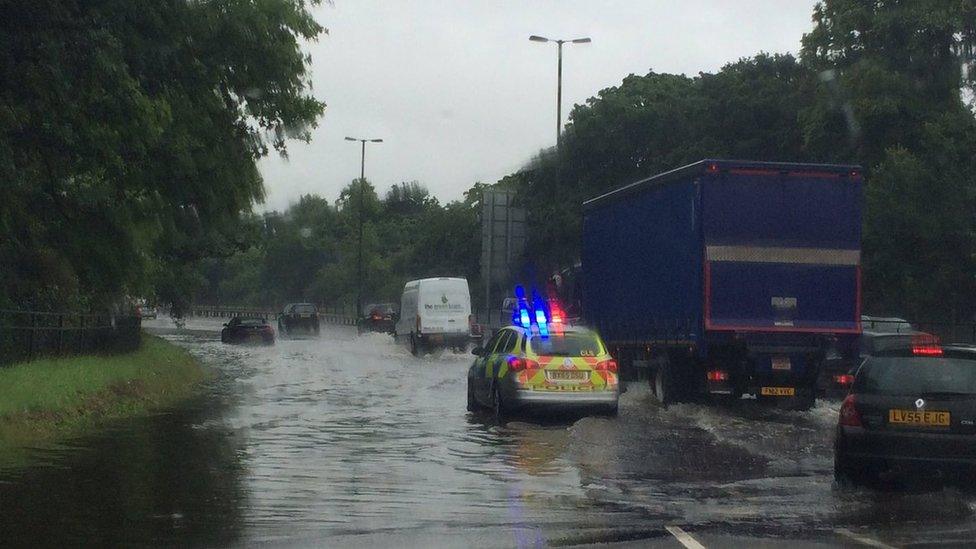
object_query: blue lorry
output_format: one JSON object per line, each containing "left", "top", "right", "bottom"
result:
{"left": 581, "top": 159, "right": 863, "bottom": 409}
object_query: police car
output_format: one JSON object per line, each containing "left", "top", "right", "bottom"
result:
{"left": 466, "top": 288, "right": 619, "bottom": 418}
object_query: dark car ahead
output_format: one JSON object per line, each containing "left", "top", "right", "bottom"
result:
{"left": 834, "top": 337, "right": 976, "bottom": 487}
{"left": 820, "top": 316, "right": 926, "bottom": 398}
{"left": 221, "top": 316, "right": 275, "bottom": 345}
{"left": 358, "top": 303, "right": 396, "bottom": 334}
{"left": 277, "top": 303, "right": 320, "bottom": 337}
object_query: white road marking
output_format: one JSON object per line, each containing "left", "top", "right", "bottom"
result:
{"left": 836, "top": 528, "right": 897, "bottom": 549}
{"left": 665, "top": 525, "right": 706, "bottom": 549}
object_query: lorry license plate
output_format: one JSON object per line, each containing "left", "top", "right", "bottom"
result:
{"left": 546, "top": 370, "right": 588, "bottom": 382}
{"left": 889, "top": 409, "right": 950, "bottom": 427}
{"left": 761, "top": 386, "right": 795, "bottom": 396}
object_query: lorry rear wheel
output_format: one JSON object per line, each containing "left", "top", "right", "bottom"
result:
{"left": 410, "top": 335, "right": 419, "bottom": 356}
{"left": 654, "top": 361, "right": 679, "bottom": 406}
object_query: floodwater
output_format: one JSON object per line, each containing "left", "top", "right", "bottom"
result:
{"left": 3, "top": 319, "right": 976, "bottom": 547}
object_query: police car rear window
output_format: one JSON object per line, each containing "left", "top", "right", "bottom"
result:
{"left": 855, "top": 357, "right": 976, "bottom": 396}
{"left": 529, "top": 333, "right": 601, "bottom": 357}
{"left": 293, "top": 304, "right": 316, "bottom": 314}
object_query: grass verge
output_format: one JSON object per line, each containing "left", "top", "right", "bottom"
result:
{"left": 0, "top": 334, "right": 206, "bottom": 467}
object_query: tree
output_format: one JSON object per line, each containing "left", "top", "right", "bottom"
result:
{"left": 0, "top": 0, "right": 326, "bottom": 310}
{"left": 801, "top": 0, "right": 976, "bottom": 320}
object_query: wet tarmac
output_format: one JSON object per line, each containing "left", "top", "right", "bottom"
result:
{"left": 3, "top": 318, "right": 976, "bottom": 547}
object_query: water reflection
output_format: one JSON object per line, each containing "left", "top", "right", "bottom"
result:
{"left": 0, "top": 396, "right": 246, "bottom": 546}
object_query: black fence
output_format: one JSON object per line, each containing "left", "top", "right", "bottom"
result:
{"left": 187, "top": 305, "right": 358, "bottom": 326}
{"left": 0, "top": 309, "right": 142, "bottom": 367}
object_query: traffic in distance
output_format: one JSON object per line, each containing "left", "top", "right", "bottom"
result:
{"left": 211, "top": 158, "right": 976, "bottom": 491}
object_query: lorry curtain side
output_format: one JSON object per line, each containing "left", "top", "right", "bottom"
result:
{"left": 581, "top": 177, "right": 703, "bottom": 345}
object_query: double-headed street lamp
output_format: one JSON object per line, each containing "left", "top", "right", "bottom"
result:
{"left": 344, "top": 136, "right": 383, "bottom": 318}
{"left": 529, "top": 35, "right": 591, "bottom": 146}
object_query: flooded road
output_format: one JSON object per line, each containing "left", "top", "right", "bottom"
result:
{"left": 4, "top": 319, "right": 976, "bottom": 547}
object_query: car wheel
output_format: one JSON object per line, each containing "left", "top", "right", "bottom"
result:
{"left": 834, "top": 451, "right": 858, "bottom": 486}
{"left": 492, "top": 385, "right": 506, "bottom": 422}
{"left": 467, "top": 379, "right": 478, "bottom": 412}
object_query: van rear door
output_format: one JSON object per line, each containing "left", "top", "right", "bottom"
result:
{"left": 419, "top": 279, "right": 471, "bottom": 335}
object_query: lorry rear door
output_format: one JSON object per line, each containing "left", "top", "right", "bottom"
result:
{"left": 702, "top": 168, "right": 862, "bottom": 334}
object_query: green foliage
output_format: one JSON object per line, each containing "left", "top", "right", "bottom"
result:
{"left": 196, "top": 181, "right": 483, "bottom": 309}
{"left": 0, "top": 0, "right": 325, "bottom": 310}
{"left": 0, "top": 335, "right": 205, "bottom": 461}
{"left": 516, "top": 54, "right": 811, "bottom": 270}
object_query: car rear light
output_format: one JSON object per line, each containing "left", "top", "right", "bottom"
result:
{"left": 833, "top": 373, "right": 855, "bottom": 386}
{"left": 913, "top": 345, "right": 943, "bottom": 356}
{"left": 416, "top": 314, "right": 421, "bottom": 332}
{"left": 595, "top": 359, "right": 618, "bottom": 372}
{"left": 371, "top": 314, "right": 382, "bottom": 320}
{"left": 706, "top": 370, "right": 729, "bottom": 382}
{"left": 507, "top": 357, "right": 539, "bottom": 371}
{"left": 839, "top": 394, "right": 862, "bottom": 427}
{"left": 912, "top": 334, "right": 942, "bottom": 356}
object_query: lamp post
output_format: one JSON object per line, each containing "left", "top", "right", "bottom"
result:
{"left": 529, "top": 35, "right": 591, "bottom": 146}
{"left": 344, "top": 136, "right": 383, "bottom": 318}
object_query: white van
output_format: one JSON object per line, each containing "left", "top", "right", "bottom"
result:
{"left": 395, "top": 277, "right": 472, "bottom": 355}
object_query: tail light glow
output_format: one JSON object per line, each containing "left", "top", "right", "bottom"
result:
{"left": 508, "top": 356, "right": 539, "bottom": 371}
{"left": 912, "top": 345, "right": 943, "bottom": 356}
{"left": 706, "top": 370, "right": 729, "bottom": 382}
{"left": 833, "top": 374, "right": 855, "bottom": 386}
{"left": 595, "top": 359, "right": 618, "bottom": 372}
{"left": 839, "top": 394, "right": 862, "bottom": 427}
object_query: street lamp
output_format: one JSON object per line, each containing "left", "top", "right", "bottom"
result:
{"left": 345, "top": 136, "right": 383, "bottom": 318}
{"left": 529, "top": 35, "right": 591, "bottom": 146}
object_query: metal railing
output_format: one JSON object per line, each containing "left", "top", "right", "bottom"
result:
{"left": 0, "top": 309, "right": 141, "bottom": 367}
{"left": 187, "top": 304, "right": 358, "bottom": 327}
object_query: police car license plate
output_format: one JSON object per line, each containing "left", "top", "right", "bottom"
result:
{"left": 546, "top": 370, "right": 588, "bottom": 382}
{"left": 889, "top": 409, "right": 950, "bottom": 427}
{"left": 300, "top": 313, "right": 311, "bottom": 318}
{"left": 760, "top": 386, "right": 795, "bottom": 396}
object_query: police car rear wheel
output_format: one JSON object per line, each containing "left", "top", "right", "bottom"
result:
{"left": 466, "top": 379, "right": 478, "bottom": 412}
{"left": 492, "top": 386, "right": 506, "bottom": 421}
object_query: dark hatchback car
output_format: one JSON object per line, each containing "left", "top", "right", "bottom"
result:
{"left": 277, "top": 303, "right": 320, "bottom": 337}
{"left": 221, "top": 317, "right": 275, "bottom": 345}
{"left": 358, "top": 303, "right": 396, "bottom": 334}
{"left": 835, "top": 338, "right": 976, "bottom": 487}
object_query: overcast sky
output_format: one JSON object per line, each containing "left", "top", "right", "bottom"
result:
{"left": 256, "top": 0, "right": 818, "bottom": 212}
